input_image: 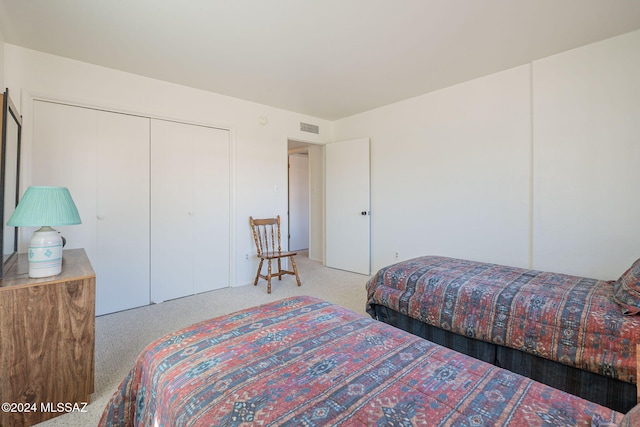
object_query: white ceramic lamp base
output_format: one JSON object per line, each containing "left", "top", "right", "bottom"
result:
{"left": 28, "top": 226, "right": 63, "bottom": 278}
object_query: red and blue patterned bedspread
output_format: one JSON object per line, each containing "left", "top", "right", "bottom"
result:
{"left": 366, "top": 256, "right": 640, "bottom": 384}
{"left": 100, "top": 296, "right": 622, "bottom": 426}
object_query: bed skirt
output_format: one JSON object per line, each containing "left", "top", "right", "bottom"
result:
{"left": 370, "top": 303, "right": 637, "bottom": 413}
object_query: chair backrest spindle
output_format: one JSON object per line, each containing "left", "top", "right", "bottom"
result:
{"left": 250, "top": 215, "right": 283, "bottom": 256}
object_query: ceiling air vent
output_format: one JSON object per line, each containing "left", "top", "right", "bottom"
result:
{"left": 300, "top": 122, "right": 319, "bottom": 134}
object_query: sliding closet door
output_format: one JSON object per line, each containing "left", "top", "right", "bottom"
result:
{"left": 32, "top": 101, "right": 150, "bottom": 315}
{"left": 192, "top": 125, "right": 230, "bottom": 294}
{"left": 32, "top": 102, "right": 98, "bottom": 257}
{"left": 150, "top": 119, "right": 229, "bottom": 303}
{"left": 150, "top": 120, "right": 194, "bottom": 302}
{"left": 95, "top": 112, "right": 150, "bottom": 314}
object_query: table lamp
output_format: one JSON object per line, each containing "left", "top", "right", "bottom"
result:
{"left": 7, "top": 186, "right": 82, "bottom": 278}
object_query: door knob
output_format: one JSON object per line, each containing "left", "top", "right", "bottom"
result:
{"left": 361, "top": 211, "right": 368, "bottom": 216}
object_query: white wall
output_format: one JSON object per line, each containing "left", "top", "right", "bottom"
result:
{"left": 334, "top": 30, "right": 640, "bottom": 280}
{"left": 0, "top": 21, "right": 5, "bottom": 89}
{"left": 6, "top": 29, "right": 639, "bottom": 285}
{"left": 532, "top": 30, "right": 640, "bottom": 279}
{"left": 335, "top": 65, "right": 532, "bottom": 272}
{"left": 4, "top": 44, "right": 332, "bottom": 286}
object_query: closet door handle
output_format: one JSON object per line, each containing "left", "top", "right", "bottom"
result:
{"left": 97, "top": 215, "right": 105, "bottom": 221}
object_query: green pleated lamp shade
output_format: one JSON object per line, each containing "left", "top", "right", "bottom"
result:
{"left": 7, "top": 186, "right": 82, "bottom": 227}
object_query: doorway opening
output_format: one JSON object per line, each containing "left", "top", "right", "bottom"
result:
{"left": 287, "top": 139, "right": 323, "bottom": 263}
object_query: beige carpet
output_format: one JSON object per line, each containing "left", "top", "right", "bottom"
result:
{"left": 36, "top": 253, "right": 370, "bottom": 426}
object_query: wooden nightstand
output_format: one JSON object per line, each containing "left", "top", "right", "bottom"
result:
{"left": 0, "top": 248, "right": 95, "bottom": 426}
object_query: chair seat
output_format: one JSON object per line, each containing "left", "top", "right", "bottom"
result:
{"left": 260, "top": 251, "right": 298, "bottom": 260}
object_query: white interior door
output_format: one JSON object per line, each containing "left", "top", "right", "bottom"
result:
{"left": 325, "top": 137, "right": 370, "bottom": 274}
{"left": 32, "top": 101, "right": 150, "bottom": 315}
{"left": 32, "top": 101, "right": 97, "bottom": 259}
{"left": 96, "top": 112, "right": 150, "bottom": 314}
{"left": 193, "top": 125, "right": 230, "bottom": 294}
{"left": 151, "top": 119, "right": 195, "bottom": 302}
{"left": 151, "top": 119, "right": 230, "bottom": 302}
{"left": 288, "top": 154, "right": 309, "bottom": 251}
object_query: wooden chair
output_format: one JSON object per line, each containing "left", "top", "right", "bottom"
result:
{"left": 249, "top": 215, "right": 301, "bottom": 293}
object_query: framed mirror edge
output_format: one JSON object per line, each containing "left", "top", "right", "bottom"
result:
{"left": 0, "top": 88, "right": 23, "bottom": 279}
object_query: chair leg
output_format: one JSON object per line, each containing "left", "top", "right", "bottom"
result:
{"left": 267, "top": 260, "right": 272, "bottom": 294}
{"left": 290, "top": 256, "right": 301, "bottom": 287}
{"left": 277, "top": 258, "right": 282, "bottom": 280}
{"left": 254, "top": 259, "right": 263, "bottom": 286}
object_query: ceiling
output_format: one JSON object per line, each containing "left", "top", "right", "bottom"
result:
{"left": 1, "top": 1, "right": 640, "bottom": 121}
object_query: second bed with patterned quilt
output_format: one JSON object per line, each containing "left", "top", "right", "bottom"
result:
{"left": 366, "top": 256, "right": 640, "bottom": 413}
